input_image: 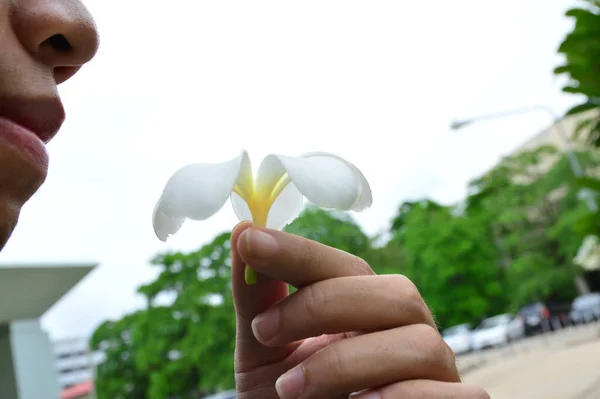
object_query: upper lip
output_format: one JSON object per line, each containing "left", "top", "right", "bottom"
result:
{"left": 0, "top": 97, "right": 66, "bottom": 143}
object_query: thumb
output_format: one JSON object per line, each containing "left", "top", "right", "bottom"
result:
{"left": 230, "top": 222, "right": 292, "bottom": 373}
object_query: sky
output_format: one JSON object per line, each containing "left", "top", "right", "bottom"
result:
{"left": 0, "top": 0, "right": 584, "bottom": 340}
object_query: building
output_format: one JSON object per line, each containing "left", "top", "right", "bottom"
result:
{"left": 54, "top": 336, "right": 104, "bottom": 399}
{"left": 0, "top": 263, "right": 97, "bottom": 399}
{"left": 507, "top": 110, "right": 600, "bottom": 291}
{"left": 54, "top": 337, "right": 96, "bottom": 390}
{"left": 512, "top": 110, "right": 590, "bottom": 151}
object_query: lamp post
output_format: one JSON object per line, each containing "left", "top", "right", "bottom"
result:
{"left": 450, "top": 104, "right": 598, "bottom": 212}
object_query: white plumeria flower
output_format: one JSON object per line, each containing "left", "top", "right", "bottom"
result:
{"left": 152, "top": 150, "right": 372, "bottom": 283}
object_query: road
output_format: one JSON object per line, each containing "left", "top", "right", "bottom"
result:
{"left": 458, "top": 322, "right": 600, "bottom": 399}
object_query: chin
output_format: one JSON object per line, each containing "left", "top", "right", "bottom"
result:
{"left": 0, "top": 146, "right": 47, "bottom": 251}
{"left": 0, "top": 200, "right": 19, "bottom": 251}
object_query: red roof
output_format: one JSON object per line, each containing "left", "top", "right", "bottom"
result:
{"left": 60, "top": 381, "right": 93, "bottom": 399}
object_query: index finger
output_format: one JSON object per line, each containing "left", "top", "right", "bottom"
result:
{"left": 237, "top": 227, "right": 375, "bottom": 288}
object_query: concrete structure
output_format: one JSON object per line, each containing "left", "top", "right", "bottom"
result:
{"left": 0, "top": 263, "right": 97, "bottom": 399}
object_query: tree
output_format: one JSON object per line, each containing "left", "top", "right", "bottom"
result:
{"left": 572, "top": 176, "right": 600, "bottom": 236}
{"left": 283, "top": 206, "right": 409, "bottom": 276}
{"left": 284, "top": 206, "right": 371, "bottom": 256}
{"left": 91, "top": 312, "right": 149, "bottom": 399}
{"left": 91, "top": 233, "right": 236, "bottom": 398}
{"left": 464, "top": 146, "right": 600, "bottom": 306}
{"left": 554, "top": 0, "right": 600, "bottom": 146}
{"left": 389, "top": 200, "right": 506, "bottom": 329}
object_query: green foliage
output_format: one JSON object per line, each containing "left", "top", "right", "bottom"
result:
{"left": 91, "top": 233, "right": 236, "bottom": 399}
{"left": 555, "top": 0, "right": 600, "bottom": 146}
{"left": 464, "top": 147, "right": 597, "bottom": 308}
{"left": 571, "top": 176, "right": 600, "bottom": 237}
{"left": 90, "top": 312, "right": 149, "bottom": 399}
{"left": 284, "top": 206, "right": 371, "bottom": 256}
{"left": 284, "top": 206, "right": 408, "bottom": 276}
{"left": 390, "top": 200, "right": 506, "bottom": 329}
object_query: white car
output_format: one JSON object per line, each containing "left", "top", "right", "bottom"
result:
{"left": 442, "top": 323, "right": 473, "bottom": 355}
{"left": 203, "top": 390, "right": 237, "bottom": 399}
{"left": 471, "top": 313, "right": 525, "bottom": 351}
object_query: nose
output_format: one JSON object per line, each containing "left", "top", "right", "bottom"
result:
{"left": 11, "top": 0, "right": 100, "bottom": 84}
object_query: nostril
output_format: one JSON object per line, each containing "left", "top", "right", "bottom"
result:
{"left": 46, "top": 34, "right": 72, "bottom": 52}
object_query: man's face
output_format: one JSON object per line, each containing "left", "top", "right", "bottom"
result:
{"left": 0, "top": 0, "right": 99, "bottom": 249}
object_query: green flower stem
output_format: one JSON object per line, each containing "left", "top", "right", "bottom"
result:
{"left": 245, "top": 266, "right": 257, "bottom": 285}
{"left": 244, "top": 216, "right": 266, "bottom": 285}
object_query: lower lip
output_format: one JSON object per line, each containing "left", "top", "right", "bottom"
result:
{"left": 0, "top": 117, "right": 49, "bottom": 171}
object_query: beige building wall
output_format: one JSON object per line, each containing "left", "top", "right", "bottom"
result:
{"left": 504, "top": 109, "right": 599, "bottom": 194}
{"left": 512, "top": 109, "right": 597, "bottom": 165}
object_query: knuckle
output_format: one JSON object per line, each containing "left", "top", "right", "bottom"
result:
{"left": 349, "top": 254, "right": 374, "bottom": 276}
{"left": 400, "top": 276, "right": 422, "bottom": 303}
{"left": 467, "top": 386, "right": 491, "bottom": 399}
{"left": 444, "top": 339, "right": 457, "bottom": 364}
{"left": 414, "top": 324, "right": 458, "bottom": 378}
{"left": 415, "top": 323, "right": 443, "bottom": 350}
{"left": 301, "top": 282, "right": 331, "bottom": 320}
{"left": 303, "top": 342, "right": 348, "bottom": 394}
{"left": 386, "top": 275, "right": 430, "bottom": 321}
{"left": 387, "top": 274, "right": 421, "bottom": 302}
{"left": 323, "top": 342, "right": 347, "bottom": 378}
{"left": 416, "top": 323, "right": 451, "bottom": 356}
{"left": 299, "top": 243, "right": 324, "bottom": 270}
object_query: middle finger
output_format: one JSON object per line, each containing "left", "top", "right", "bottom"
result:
{"left": 252, "top": 274, "right": 436, "bottom": 346}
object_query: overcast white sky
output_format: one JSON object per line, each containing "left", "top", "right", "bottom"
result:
{"left": 0, "top": 0, "right": 584, "bottom": 340}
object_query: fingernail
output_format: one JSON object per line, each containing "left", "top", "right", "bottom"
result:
{"left": 350, "top": 390, "right": 381, "bottom": 399}
{"left": 246, "top": 229, "right": 278, "bottom": 258}
{"left": 252, "top": 306, "right": 280, "bottom": 342}
{"left": 276, "top": 366, "right": 305, "bottom": 399}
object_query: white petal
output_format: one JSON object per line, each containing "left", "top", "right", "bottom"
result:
{"left": 231, "top": 192, "right": 253, "bottom": 223}
{"left": 302, "top": 152, "right": 372, "bottom": 211}
{"left": 256, "top": 152, "right": 369, "bottom": 211}
{"left": 266, "top": 182, "right": 304, "bottom": 230}
{"left": 346, "top": 162, "right": 372, "bottom": 212}
{"left": 152, "top": 203, "right": 185, "bottom": 242}
{"left": 153, "top": 151, "right": 251, "bottom": 241}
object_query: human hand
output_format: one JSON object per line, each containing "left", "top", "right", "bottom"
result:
{"left": 231, "top": 222, "right": 489, "bottom": 399}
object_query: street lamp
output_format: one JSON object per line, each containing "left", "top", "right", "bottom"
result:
{"left": 451, "top": 104, "right": 598, "bottom": 212}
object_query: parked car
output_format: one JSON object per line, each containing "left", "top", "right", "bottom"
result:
{"left": 517, "top": 301, "right": 571, "bottom": 335}
{"left": 570, "top": 293, "right": 600, "bottom": 324}
{"left": 442, "top": 323, "right": 473, "bottom": 355}
{"left": 203, "top": 390, "right": 237, "bottom": 399}
{"left": 471, "top": 313, "right": 525, "bottom": 350}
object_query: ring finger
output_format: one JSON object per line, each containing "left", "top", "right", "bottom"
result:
{"left": 275, "top": 324, "right": 460, "bottom": 399}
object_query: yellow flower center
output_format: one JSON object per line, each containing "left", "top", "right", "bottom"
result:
{"left": 232, "top": 173, "right": 291, "bottom": 285}
{"left": 233, "top": 174, "right": 291, "bottom": 228}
